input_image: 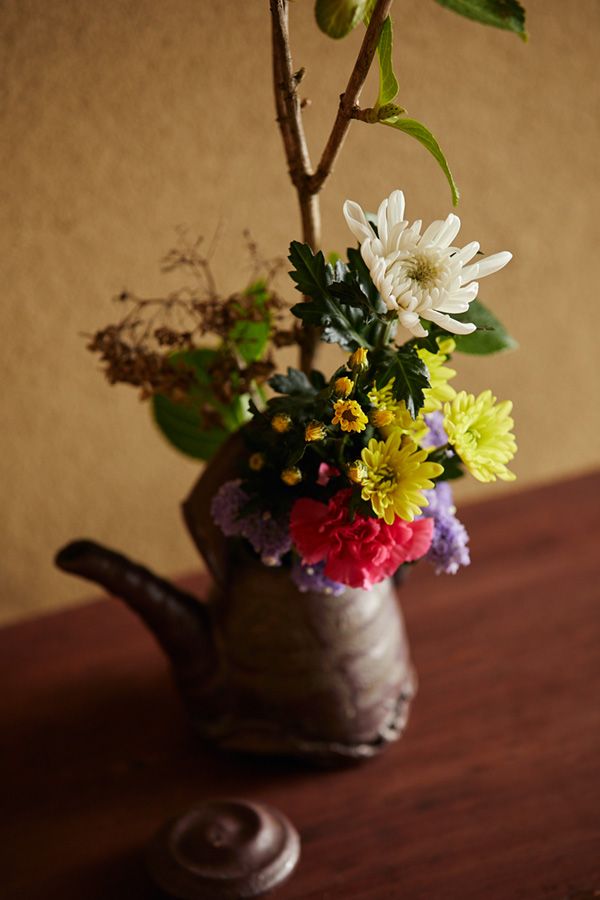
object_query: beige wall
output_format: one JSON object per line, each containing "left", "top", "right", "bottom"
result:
{"left": 1, "top": 0, "right": 599, "bottom": 623}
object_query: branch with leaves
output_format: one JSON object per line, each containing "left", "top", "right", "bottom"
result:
{"left": 270, "top": 0, "right": 526, "bottom": 371}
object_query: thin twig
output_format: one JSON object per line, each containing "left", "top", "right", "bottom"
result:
{"left": 308, "top": 0, "right": 394, "bottom": 194}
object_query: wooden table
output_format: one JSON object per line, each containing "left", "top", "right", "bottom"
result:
{"left": 2, "top": 473, "right": 599, "bottom": 900}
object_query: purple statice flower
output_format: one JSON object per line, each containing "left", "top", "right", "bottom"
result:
{"left": 211, "top": 479, "right": 292, "bottom": 566}
{"left": 422, "top": 480, "right": 455, "bottom": 518}
{"left": 291, "top": 559, "right": 345, "bottom": 596}
{"left": 421, "top": 411, "right": 448, "bottom": 449}
{"left": 426, "top": 513, "right": 470, "bottom": 575}
{"left": 420, "top": 481, "right": 470, "bottom": 575}
{"left": 242, "top": 509, "right": 292, "bottom": 567}
{"left": 210, "top": 479, "right": 249, "bottom": 536}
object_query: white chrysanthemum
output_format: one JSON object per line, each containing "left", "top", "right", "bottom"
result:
{"left": 343, "top": 189, "right": 512, "bottom": 338}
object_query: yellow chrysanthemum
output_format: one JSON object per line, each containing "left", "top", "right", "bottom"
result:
{"left": 360, "top": 432, "right": 443, "bottom": 523}
{"left": 347, "top": 460, "right": 367, "bottom": 484}
{"left": 249, "top": 452, "right": 265, "bottom": 471}
{"left": 349, "top": 347, "right": 368, "bottom": 370}
{"left": 443, "top": 390, "right": 517, "bottom": 483}
{"left": 281, "top": 466, "right": 302, "bottom": 486}
{"left": 305, "top": 421, "right": 327, "bottom": 442}
{"left": 334, "top": 376, "right": 354, "bottom": 398}
{"left": 367, "top": 382, "right": 428, "bottom": 443}
{"left": 417, "top": 337, "right": 457, "bottom": 413}
{"left": 271, "top": 412, "right": 292, "bottom": 433}
{"left": 369, "top": 408, "right": 395, "bottom": 428}
{"left": 332, "top": 399, "right": 368, "bottom": 433}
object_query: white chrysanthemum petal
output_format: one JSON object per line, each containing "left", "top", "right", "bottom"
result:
{"left": 434, "top": 214, "right": 462, "bottom": 249}
{"left": 343, "top": 200, "right": 375, "bottom": 245}
{"left": 389, "top": 221, "right": 407, "bottom": 249}
{"left": 388, "top": 189, "right": 405, "bottom": 225}
{"left": 452, "top": 241, "right": 480, "bottom": 265}
{"left": 422, "top": 309, "right": 477, "bottom": 335}
{"left": 420, "top": 219, "right": 446, "bottom": 246}
{"left": 399, "top": 310, "right": 427, "bottom": 336}
{"left": 404, "top": 220, "right": 422, "bottom": 243}
{"left": 475, "top": 251, "right": 513, "bottom": 279}
{"left": 436, "top": 296, "right": 471, "bottom": 314}
{"left": 377, "top": 197, "right": 389, "bottom": 246}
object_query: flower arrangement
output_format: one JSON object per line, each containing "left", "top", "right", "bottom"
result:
{"left": 209, "top": 187, "right": 516, "bottom": 593}
{"left": 86, "top": 0, "right": 523, "bottom": 597}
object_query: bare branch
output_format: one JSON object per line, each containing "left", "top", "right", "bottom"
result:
{"left": 308, "top": 0, "right": 394, "bottom": 194}
{"left": 269, "top": 0, "right": 393, "bottom": 372}
{"left": 270, "top": 0, "right": 313, "bottom": 195}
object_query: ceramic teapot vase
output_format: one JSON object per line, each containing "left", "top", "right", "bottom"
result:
{"left": 56, "top": 434, "right": 416, "bottom": 764}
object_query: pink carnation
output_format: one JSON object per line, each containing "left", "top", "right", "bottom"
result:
{"left": 290, "top": 489, "right": 433, "bottom": 590}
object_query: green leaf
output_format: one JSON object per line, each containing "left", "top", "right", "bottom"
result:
{"left": 228, "top": 281, "right": 271, "bottom": 364}
{"left": 380, "top": 115, "right": 459, "bottom": 206}
{"left": 151, "top": 348, "right": 246, "bottom": 461}
{"left": 346, "top": 246, "right": 385, "bottom": 310}
{"left": 288, "top": 240, "right": 329, "bottom": 300}
{"left": 376, "top": 346, "right": 430, "bottom": 418}
{"left": 375, "top": 17, "right": 399, "bottom": 108}
{"left": 452, "top": 299, "right": 518, "bottom": 354}
{"left": 315, "top": 0, "right": 368, "bottom": 38}
{"left": 289, "top": 242, "right": 375, "bottom": 351}
{"left": 433, "top": 0, "right": 528, "bottom": 40}
{"left": 153, "top": 394, "right": 228, "bottom": 460}
{"left": 269, "top": 367, "right": 316, "bottom": 396}
{"left": 377, "top": 103, "right": 406, "bottom": 121}
{"left": 291, "top": 297, "right": 371, "bottom": 352}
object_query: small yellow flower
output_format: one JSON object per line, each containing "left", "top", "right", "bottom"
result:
{"left": 305, "top": 420, "right": 327, "bottom": 442}
{"left": 360, "top": 431, "right": 443, "bottom": 523}
{"left": 281, "top": 466, "right": 302, "bottom": 486}
{"left": 349, "top": 347, "right": 368, "bottom": 370}
{"left": 417, "top": 338, "right": 457, "bottom": 413}
{"left": 369, "top": 408, "right": 395, "bottom": 428}
{"left": 443, "top": 390, "right": 517, "bottom": 483}
{"left": 334, "top": 376, "right": 354, "bottom": 398}
{"left": 347, "top": 460, "right": 367, "bottom": 484}
{"left": 271, "top": 412, "right": 292, "bottom": 433}
{"left": 367, "top": 381, "right": 428, "bottom": 443}
{"left": 332, "top": 399, "right": 368, "bottom": 433}
{"left": 249, "top": 452, "right": 265, "bottom": 471}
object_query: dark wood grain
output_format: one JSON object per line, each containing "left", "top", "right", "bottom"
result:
{"left": 1, "top": 473, "right": 599, "bottom": 900}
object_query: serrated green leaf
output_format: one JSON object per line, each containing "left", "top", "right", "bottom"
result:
{"left": 315, "top": 0, "right": 368, "bottom": 38}
{"left": 453, "top": 299, "right": 518, "bottom": 354}
{"left": 376, "top": 347, "right": 430, "bottom": 418}
{"left": 291, "top": 298, "right": 370, "bottom": 352}
{"left": 346, "top": 246, "right": 386, "bottom": 311}
{"left": 375, "top": 17, "right": 399, "bottom": 108}
{"left": 433, "top": 0, "right": 527, "bottom": 40}
{"left": 151, "top": 348, "right": 245, "bottom": 460}
{"left": 269, "top": 367, "right": 316, "bottom": 396}
{"left": 288, "top": 240, "right": 330, "bottom": 300}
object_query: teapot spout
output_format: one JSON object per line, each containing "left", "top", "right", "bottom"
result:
{"left": 55, "top": 540, "right": 218, "bottom": 701}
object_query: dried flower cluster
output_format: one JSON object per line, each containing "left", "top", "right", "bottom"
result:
{"left": 86, "top": 232, "right": 302, "bottom": 425}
